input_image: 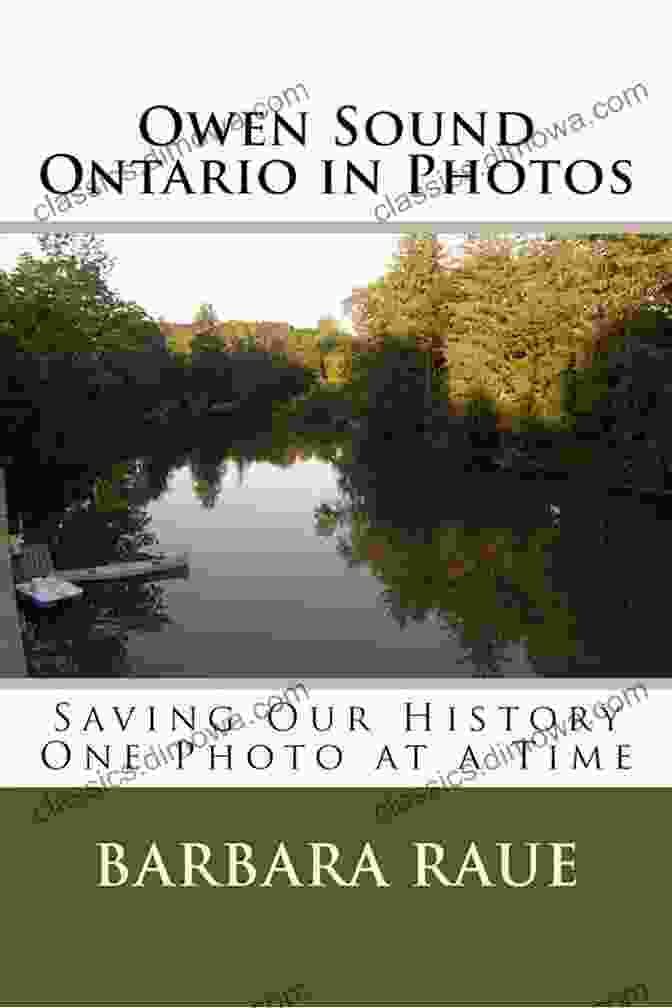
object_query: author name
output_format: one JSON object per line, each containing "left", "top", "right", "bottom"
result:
{"left": 96, "top": 840, "right": 577, "bottom": 888}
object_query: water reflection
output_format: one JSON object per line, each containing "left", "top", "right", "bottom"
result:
{"left": 314, "top": 446, "right": 574, "bottom": 675}
{"left": 6, "top": 415, "right": 671, "bottom": 676}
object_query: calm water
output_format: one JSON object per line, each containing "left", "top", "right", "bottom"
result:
{"left": 10, "top": 422, "right": 672, "bottom": 676}
{"left": 131, "top": 460, "right": 532, "bottom": 676}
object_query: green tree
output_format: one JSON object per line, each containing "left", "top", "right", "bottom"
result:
{"left": 36, "top": 232, "right": 118, "bottom": 305}
{"left": 0, "top": 254, "right": 160, "bottom": 354}
{"left": 190, "top": 328, "right": 226, "bottom": 354}
{"left": 194, "top": 302, "right": 218, "bottom": 322}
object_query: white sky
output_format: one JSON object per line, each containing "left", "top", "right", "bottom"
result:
{"left": 1, "top": 1, "right": 664, "bottom": 325}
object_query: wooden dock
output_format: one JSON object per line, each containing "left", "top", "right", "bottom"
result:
{"left": 0, "top": 468, "right": 27, "bottom": 675}
{"left": 57, "top": 552, "right": 190, "bottom": 583}
{"left": 12, "top": 543, "right": 190, "bottom": 586}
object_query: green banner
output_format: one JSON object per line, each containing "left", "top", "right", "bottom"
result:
{"left": 1, "top": 788, "right": 668, "bottom": 1005}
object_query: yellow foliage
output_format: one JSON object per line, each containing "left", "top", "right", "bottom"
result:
{"left": 366, "top": 236, "right": 672, "bottom": 417}
{"left": 323, "top": 350, "right": 352, "bottom": 384}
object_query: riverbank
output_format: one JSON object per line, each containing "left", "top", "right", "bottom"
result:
{"left": 0, "top": 468, "right": 26, "bottom": 675}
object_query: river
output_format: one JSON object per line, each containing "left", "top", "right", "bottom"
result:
{"left": 7, "top": 419, "right": 671, "bottom": 676}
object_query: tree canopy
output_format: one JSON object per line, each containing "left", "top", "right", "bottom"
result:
{"left": 194, "top": 302, "right": 218, "bottom": 322}
{"left": 36, "top": 232, "right": 118, "bottom": 305}
{"left": 0, "top": 252, "right": 160, "bottom": 354}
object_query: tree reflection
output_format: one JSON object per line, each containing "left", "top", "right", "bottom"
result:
{"left": 315, "top": 429, "right": 580, "bottom": 674}
{"left": 190, "top": 458, "right": 227, "bottom": 509}
{"left": 22, "top": 576, "right": 172, "bottom": 676}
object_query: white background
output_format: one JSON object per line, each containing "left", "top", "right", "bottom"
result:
{"left": 0, "top": 686, "right": 663, "bottom": 787}
{"left": 0, "top": 1, "right": 665, "bottom": 223}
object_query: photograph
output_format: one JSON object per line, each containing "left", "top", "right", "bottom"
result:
{"left": 2, "top": 228, "right": 672, "bottom": 677}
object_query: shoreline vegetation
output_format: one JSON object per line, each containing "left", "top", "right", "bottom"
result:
{"left": 3, "top": 231, "right": 672, "bottom": 496}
